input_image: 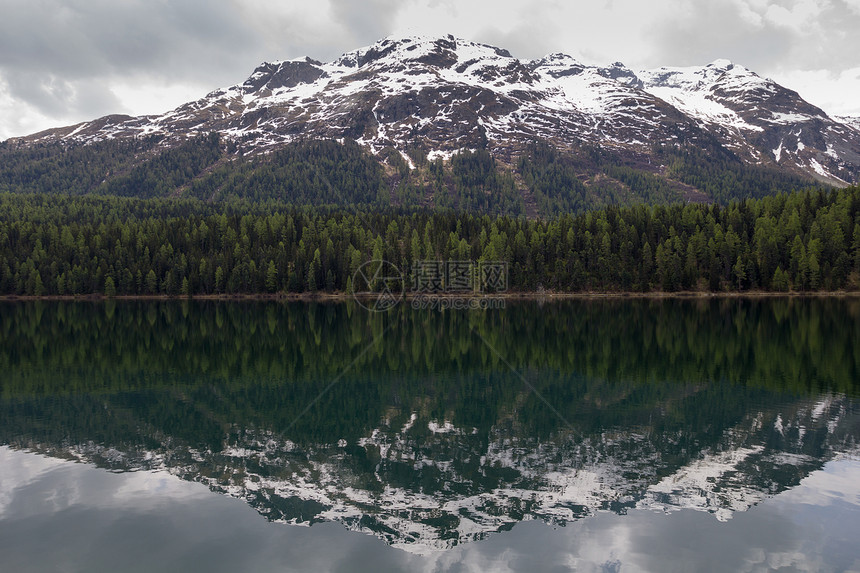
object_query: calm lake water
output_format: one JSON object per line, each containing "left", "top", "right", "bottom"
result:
{"left": 1, "top": 298, "right": 859, "bottom": 572}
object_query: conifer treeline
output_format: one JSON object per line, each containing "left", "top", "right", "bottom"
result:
{"left": 1, "top": 187, "right": 858, "bottom": 296}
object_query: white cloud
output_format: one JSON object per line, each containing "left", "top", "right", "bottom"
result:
{"left": 770, "top": 67, "right": 860, "bottom": 117}
{"left": 764, "top": 4, "right": 798, "bottom": 27}
{"left": 731, "top": 0, "right": 766, "bottom": 27}
{"left": 109, "top": 78, "right": 212, "bottom": 117}
{"left": 763, "top": 0, "right": 831, "bottom": 30}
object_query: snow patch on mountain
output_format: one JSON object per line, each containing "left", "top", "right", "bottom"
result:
{"left": 837, "top": 115, "right": 860, "bottom": 132}
{"left": 638, "top": 61, "right": 768, "bottom": 133}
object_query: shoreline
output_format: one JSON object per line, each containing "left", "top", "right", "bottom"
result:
{"left": 1, "top": 290, "right": 859, "bottom": 302}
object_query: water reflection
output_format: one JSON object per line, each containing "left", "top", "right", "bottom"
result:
{"left": 0, "top": 299, "right": 859, "bottom": 555}
{"left": 2, "top": 449, "right": 859, "bottom": 572}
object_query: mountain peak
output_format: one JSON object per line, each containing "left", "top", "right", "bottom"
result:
{"left": 329, "top": 35, "right": 515, "bottom": 72}
{"left": 597, "top": 61, "right": 643, "bottom": 88}
{"left": 638, "top": 59, "right": 759, "bottom": 91}
{"left": 236, "top": 58, "right": 327, "bottom": 95}
{"left": 535, "top": 52, "right": 582, "bottom": 66}
{"left": 708, "top": 58, "right": 735, "bottom": 70}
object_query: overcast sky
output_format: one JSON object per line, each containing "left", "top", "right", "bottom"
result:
{"left": 1, "top": 0, "right": 858, "bottom": 140}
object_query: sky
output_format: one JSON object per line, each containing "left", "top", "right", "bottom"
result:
{"left": 1, "top": 0, "right": 858, "bottom": 141}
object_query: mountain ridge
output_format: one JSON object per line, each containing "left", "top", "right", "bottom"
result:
{"left": 3, "top": 35, "right": 859, "bottom": 211}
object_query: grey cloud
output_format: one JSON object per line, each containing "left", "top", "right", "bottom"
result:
{"left": 0, "top": 0, "right": 263, "bottom": 121}
{"left": 0, "top": 1, "right": 261, "bottom": 78}
{"left": 475, "top": 24, "right": 558, "bottom": 60}
{"left": 4, "top": 72, "right": 75, "bottom": 118}
{"left": 647, "top": 0, "right": 860, "bottom": 72}
{"left": 328, "top": 0, "right": 409, "bottom": 47}
{"left": 805, "top": 0, "right": 860, "bottom": 70}
{"left": 2, "top": 70, "right": 124, "bottom": 119}
{"left": 646, "top": 1, "right": 796, "bottom": 69}
{"left": 472, "top": 1, "right": 563, "bottom": 60}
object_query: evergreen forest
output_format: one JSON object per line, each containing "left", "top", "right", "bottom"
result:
{"left": 1, "top": 185, "right": 858, "bottom": 296}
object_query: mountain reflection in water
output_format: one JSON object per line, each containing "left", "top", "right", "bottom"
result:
{"left": 1, "top": 299, "right": 858, "bottom": 554}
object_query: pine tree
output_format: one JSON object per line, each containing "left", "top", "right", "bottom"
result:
{"left": 733, "top": 256, "right": 746, "bottom": 290}
{"left": 145, "top": 269, "right": 158, "bottom": 294}
{"left": 772, "top": 266, "right": 790, "bottom": 292}
{"left": 215, "top": 266, "right": 225, "bottom": 293}
{"left": 104, "top": 276, "right": 117, "bottom": 297}
{"left": 266, "top": 260, "right": 278, "bottom": 293}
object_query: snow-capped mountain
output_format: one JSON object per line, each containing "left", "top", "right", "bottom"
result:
{"left": 11, "top": 35, "right": 860, "bottom": 187}
{"left": 638, "top": 60, "right": 860, "bottom": 183}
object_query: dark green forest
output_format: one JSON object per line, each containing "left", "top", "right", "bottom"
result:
{"left": 1, "top": 185, "right": 859, "bottom": 295}
{"left": 0, "top": 135, "right": 814, "bottom": 217}
{"left": 0, "top": 133, "right": 852, "bottom": 295}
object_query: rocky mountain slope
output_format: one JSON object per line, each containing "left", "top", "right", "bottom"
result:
{"left": 4, "top": 35, "right": 859, "bottom": 209}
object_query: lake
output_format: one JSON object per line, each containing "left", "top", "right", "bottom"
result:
{"left": 1, "top": 298, "right": 859, "bottom": 572}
